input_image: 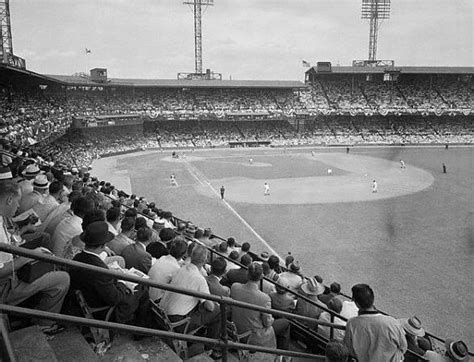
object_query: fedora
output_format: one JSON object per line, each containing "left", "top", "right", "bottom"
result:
{"left": 289, "top": 261, "right": 301, "bottom": 272}
{"left": 300, "top": 277, "right": 325, "bottom": 296}
{"left": 22, "top": 164, "right": 40, "bottom": 177}
{"left": 80, "top": 221, "right": 115, "bottom": 247}
{"left": 400, "top": 316, "right": 425, "bottom": 337}
{"left": 33, "top": 174, "right": 50, "bottom": 189}
{"left": 0, "top": 166, "right": 12, "bottom": 180}
{"left": 445, "top": 339, "right": 470, "bottom": 361}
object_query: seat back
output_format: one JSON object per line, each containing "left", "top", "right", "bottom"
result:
{"left": 75, "top": 290, "right": 114, "bottom": 347}
{"left": 150, "top": 299, "right": 193, "bottom": 359}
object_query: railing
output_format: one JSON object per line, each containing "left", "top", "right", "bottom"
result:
{"left": 102, "top": 194, "right": 448, "bottom": 360}
{"left": 2, "top": 148, "right": 471, "bottom": 359}
{"left": 0, "top": 244, "right": 337, "bottom": 361}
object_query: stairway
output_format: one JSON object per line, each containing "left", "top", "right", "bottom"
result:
{"left": 9, "top": 325, "right": 182, "bottom": 362}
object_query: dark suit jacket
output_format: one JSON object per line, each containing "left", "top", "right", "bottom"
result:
{"left": 71, "top": 251, "right": 141, "bottom": 323}
{"left": 206, "top": 274, "right": 230, "bottom": 297}
{"left": 220, "top": 268, "right": 248, "bottom": 288}
{"left": 121, "top": 243, "right": 152, "bottom": 274}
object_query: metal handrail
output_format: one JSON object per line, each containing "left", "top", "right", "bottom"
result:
{"left": 0, "top": 304, "right": 324, "bottom": 361}
{"left": 0, "top": 244, "right": 344, "bottom": 330}
{"left": 109, "top": 194, "right": 350, "bottom": 326}
{"left": 3, "top": 148, "right": 466, "bottom": 355}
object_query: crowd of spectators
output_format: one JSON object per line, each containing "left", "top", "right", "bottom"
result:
{"left": 0, "top": 145, "right": 471, "bottom": 360}
{"left": 1, "top": 74, "right": 471, "bottom": 150}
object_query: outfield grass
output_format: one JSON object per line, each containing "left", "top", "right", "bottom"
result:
{"left": 93, "top": 145, "right": 473, "bottom": 350}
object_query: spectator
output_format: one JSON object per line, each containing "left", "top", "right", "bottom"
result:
{"left": 51, "top": 196, "right": 94, "bottom": 257}
{"left": 319, "top": 282, "right": 342, "bottom": 306}
{"left": 106, "top": 216, "right": 135, "bottom": 255}
{"left": 41, "top": 190, "right": 81, "bottom": 236}
{"left": 0, "top": 166, "right": 13, "bottom": 181}
{"left": 261, "top": 261, "right": 276, "bottom": 294}
{"left": 70, "top": 221, "right": 150, "bottom": 325}
{"left": 0, "top": 181, "right": 70, "bottom": 333}
{"left": 121, "top": 227, "right": 153, "bottom": 274}
{"left": 344, "top": 283, "right": 407, "bottom": 362}
{"left": 159, "top": 244, "right": 221, "bottom": 359}
{"left": 318, "top": 298, "right": 346, "bottom": 341}
{"left": 158, "top": 227, "right": 176, "bottom": 246}
{"left": 205, "top": 257, "right": 230, "bottom": 297}
{"left": 226, "top": 250, "right": 241, "bottom": 272}
{"left": 17, "top": 163, "right": 40, "bottom": 196}
{"left": 399, "top": 316, "right": 432, "bottom": 362}
{"left": 239, "top": 242, "right": 250, "bottom": 259}
{"left": 148, "top": 236, "right": 187, "bottom": 302}
{"left": 18, "top": 174, "right": 50, "bottom": 216}
{"left": 269, "top": 278, "right": 296, "bottom": 314}
{"left": 295, "top": 277, "right": 326, "bottom": 329}
{"left": 221, "top": 253, "right": 252, "bottom": 287}
{"left": 31, "top": 179, "right": 61, "bottom": 223}
{"left": 105, "top": 207, "right": 121, "bottom": 236}
{"left": 279, "top": 260, "right": 304, "bottom": 292}
{"left": 424, "top": 339, "right": 469, "bottom": 361}
{"left": 268, "top": 254, "right": 282, "bottom": 276}
{"left": 325, "top": 340, "right": 349, "bottom": 362}
{"left": 231, "top": 262, "right": 290, "bottom": 350}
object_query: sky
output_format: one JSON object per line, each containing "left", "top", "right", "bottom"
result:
{"left": 9, "top": 0, "right": 473, "bottom": 81}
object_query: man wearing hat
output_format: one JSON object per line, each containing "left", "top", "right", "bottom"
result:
{"left": 17, "top": 163, "right": 41, "bottom": 196}
{"left": 0, "top": 181, "right": 70, "bottom": 333}
{"left": 279, "top": 260, "right": 304, "bottom": 293}
{"left": 0, "top": 166, "right": 13, "bottom": 182}
{"left": 70, "top": 221, "right": 150, "bottom": 325}
{"left": 18, "top": 174, "right": 51, "bottom": 217}
{"left": 33, "top": 181, "right": 62, "bottom": 223}
{"left": 295, "top": 277, "right": 326, "bottom": 329}
{"left": 424, "top": 339, "right": 470, "bottom": 361}
{"left": 400, "top": 316, "right": 432, "bottom": 362}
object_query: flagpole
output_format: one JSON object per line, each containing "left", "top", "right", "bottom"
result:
{"left": 85, "top": 48, "right": 91, "bottom": 75}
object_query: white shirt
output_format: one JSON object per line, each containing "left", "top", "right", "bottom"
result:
{"left": 51, "top": 214, "right": 82, "bottom": 257}
{"left": 318, "top": 311, "right": 346, "bottom": 341}
{"left": 0, "top": 218, "right": 13, "bottom": 266}
{"left": 148, "top": 254, "right": 181, "bottom": 301}
{"left": 106, "top": 222, "right": 119, "bottom": 236}
{"left": 41, "top": 201, "right": 71, "bottom": 235}
{"left": 33, "top": 194, "right": 59, "bottom": 222}
{"left": 160, "top": 263, "right": 210, "bottom": 316}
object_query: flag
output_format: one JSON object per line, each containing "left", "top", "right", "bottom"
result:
{"left": 302, "top": 60, "right": 311, "bottom": 68}
{"left": 85, "top": 48, "right": 91, "bottom": 54}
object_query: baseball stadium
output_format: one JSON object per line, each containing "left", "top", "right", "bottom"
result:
{"left": 0, "top": 0, "right": 472, "bottom": 361}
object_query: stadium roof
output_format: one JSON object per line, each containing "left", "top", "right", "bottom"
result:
{"left": 45, "top": 75, "right": 306, "bottom": 89}
{"left": 307, "top": 66, "right": 474, "bottom": 75}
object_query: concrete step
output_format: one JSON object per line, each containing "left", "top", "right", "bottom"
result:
{"left": 47, "top": 326, "right": 99, "bottom": 362}
{"left": 100, "top": 333, "right": 182, "bottom": 362}
{"left": 10, "top": 325, "right": 58, "bottom": 362}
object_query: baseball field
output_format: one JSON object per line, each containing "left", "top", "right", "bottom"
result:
{"left": 92, "top": 145, "right": 473, "bottom": 349}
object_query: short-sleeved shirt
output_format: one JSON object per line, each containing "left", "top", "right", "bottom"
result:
{"left": 0, "top": 218, "right": 13, "bottom": 267}
{"left": 148, "top": 254, "right": 181, "bottom": 301}
{"left": 160, "top": 263, "right": 210, "bottom": 316}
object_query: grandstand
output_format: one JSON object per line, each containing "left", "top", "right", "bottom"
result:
{"left": 1, "top": 0, "right": 473, "bottom": 360}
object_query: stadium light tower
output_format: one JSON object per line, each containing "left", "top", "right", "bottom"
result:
{"left": 0, "top": 0, "right": 25, "bottom": 69}
{"left": 361, "top": 0, "right": 390, "bottom": 62}
{"left": 183, "top": 0, "right": 213, "bottom": 75}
